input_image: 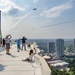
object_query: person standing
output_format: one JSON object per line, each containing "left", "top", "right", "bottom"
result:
{"left": 17, "top": 38, "right": 21, "bottom": 52}
{"left": 5, "top": 34, "right": 12, "bottom": 55}
{"left": 2, "top": 38, "right": 5, "bottom": 47}
{"left": 22, "top": 36, "right": 27, "bottom": 51}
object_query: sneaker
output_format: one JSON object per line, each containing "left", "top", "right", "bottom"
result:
{"left": 17, "top": 50, "right": 20, "bottom": 52}
{"left": 6, "top": 53, "right": 8, "bottom": 54}
{"left": 6, "top": 53, "right": 11, "bottom": 55}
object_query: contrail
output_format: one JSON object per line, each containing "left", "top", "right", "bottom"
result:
{"left": 6, "top": 10, "right": 33, "bottom": 33}
{"left": 3, "top": 8, "right": 37, "bottom": 36}
{"left": 40, "top": 19, "right": 75, "bottom": 28}
{"left": 3, "top": 8, "right": 37, "bottom": 37}
{"left": 12, "top": 19, "right": 75, "bottom": 33}
{"left": 9, "top": 11, "right": 33, "bottom": 30}
{"left": 8, "top": 8, "right": 37, "bottom": 30}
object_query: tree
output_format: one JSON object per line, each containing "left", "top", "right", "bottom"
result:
{"left": 68, "top": 45, "right": 73, "bottom": 53}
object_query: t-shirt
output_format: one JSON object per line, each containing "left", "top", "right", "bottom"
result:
{"left": 22, "top": 38, "right": 27, "bottom": 43}
{"left": 5, "top": 38, "right": 11, "bottom": 44}
{"left": 28, "top": 53, "right": 34, "bottom": 61}
{"left": 17, "top": 40, "right": 20, "bottom": 46}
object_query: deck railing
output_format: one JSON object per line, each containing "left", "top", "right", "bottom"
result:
{"left": 34, "top": 54, "right": 51, "bottom": 75}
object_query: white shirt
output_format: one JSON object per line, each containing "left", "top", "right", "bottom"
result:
{"left": 28, "top": 53, "right": 34, "bottom": 60}
{"left": 5, "top": 38, "right": 11, "bottom": 44}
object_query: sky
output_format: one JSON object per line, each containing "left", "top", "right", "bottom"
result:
{"left": 0, "top": 0, "right": 75, "bottom": 39}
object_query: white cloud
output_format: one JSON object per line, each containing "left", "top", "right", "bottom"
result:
{"left": 40, "top": 0, "right": 73, "bottom": 19}
{"left": 33, "top": 0, "right": 39, "bottom": 3}
{"left": 0, "top": 0, "right": 24, "bottom": 16}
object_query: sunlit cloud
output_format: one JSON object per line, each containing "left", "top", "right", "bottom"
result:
{"left": 40, "top": 0, "right": 73, "bottom": 19}
{"left": 0, "top": 0, "right": 24, "bottom": 16}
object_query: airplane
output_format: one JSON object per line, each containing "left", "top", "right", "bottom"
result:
{"left": 33, "top": 8, "right": 37, "bottom": 10}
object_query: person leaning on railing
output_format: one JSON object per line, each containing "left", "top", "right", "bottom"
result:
{"left": 22, "top": 48, "right": 36, "bottom": 61}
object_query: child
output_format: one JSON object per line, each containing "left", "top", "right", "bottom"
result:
{"left": 17, "top": 39, "right": 21, "bottom": 52}
{"left": 22, "top": 48, "right": 36, "bottom": 61}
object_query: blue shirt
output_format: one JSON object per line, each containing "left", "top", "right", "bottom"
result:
{"left": 17, "top": 39, "right": 20, "bottom": 46}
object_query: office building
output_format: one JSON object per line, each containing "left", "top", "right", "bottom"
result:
{"left": 48, "top": 42, "right": 55, "bottom": 54}
{"left": 56, "top": 39, "right": 64, "bottom": 58}
{"left": 48, "top": 60, "right": 69, "bottom": 71}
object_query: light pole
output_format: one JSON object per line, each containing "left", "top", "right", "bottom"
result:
{"left": 0, "top": 10, "right": 2, "bottom": 45}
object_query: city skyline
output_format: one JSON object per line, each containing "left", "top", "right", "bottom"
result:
{"left": 0, "top": 0, "right": 75, "bottom": 39}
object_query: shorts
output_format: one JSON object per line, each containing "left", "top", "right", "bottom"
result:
{"left": 27, "top": 58, "right": 31, "bottom": 61}
{"left": 6, "top": 43, "right": 10, "bottom": 49}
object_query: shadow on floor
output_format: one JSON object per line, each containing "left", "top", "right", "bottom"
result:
{"left": 10, "top": 54, "right": 18, "bottom": 58}
{"left": 0, "top": 54, "right": 4, "bottom": 56}
{"left": 0, "top": 47, "right": 5, "bottom": 52}
{"left": 22, "top": 60, "right": 35, "bottom": 63}
{"left": 0, "top": 64, "right": 5, "bottom": 71}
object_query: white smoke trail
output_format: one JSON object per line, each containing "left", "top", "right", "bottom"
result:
{"left": 5, "top": 10, "right": 33, "bottom": 34}
{"left": 9, "top": 11, "right": 33, "bottom": 30}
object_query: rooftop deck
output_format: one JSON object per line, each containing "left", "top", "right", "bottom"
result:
{"left": 0, "top": 44, "right": 42, "bottom": 75}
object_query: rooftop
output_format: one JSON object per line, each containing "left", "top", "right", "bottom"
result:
{"left": 48, "top": 60, "right": 69, "bottom": 67}
{"left": 0, "top": 44, "right": 51, "bottom": 75}
{"left": 0, "top": 44, "right": 41, "bottom": 75}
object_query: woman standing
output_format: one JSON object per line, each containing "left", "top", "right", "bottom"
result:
{"left": 5, "top": 34, "right": 12, "bottom": 55}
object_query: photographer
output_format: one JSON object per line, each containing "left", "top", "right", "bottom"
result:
{"left": 5, "top": 34, "right": 12, "bottom": 55}
{"left": 21, "top": 36, "right": 27, "bottom": 51}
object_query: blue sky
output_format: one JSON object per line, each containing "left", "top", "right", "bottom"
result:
{"left": 0, "top": 0, "right": 75, "bottom": 39}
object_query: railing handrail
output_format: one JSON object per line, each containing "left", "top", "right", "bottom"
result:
{"left": 34, "top": 54, "right": 51, "bottom": 75}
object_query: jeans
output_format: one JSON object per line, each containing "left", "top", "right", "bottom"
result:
{"left": 22, "top": 43, "right": 26, "bottom": 50}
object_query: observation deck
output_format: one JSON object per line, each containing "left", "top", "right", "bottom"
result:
{"left": 0, "top": 43, "right": 51, "bottom": 75}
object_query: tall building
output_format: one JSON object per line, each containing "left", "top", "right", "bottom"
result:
{"left": 48, "top": 42, "right": 55, "bottom": 54}
{"left": 0, "top": 10, "right": 2, "bottom": 44}
{"left": 56, "top": 39, "right": 64, "bottom": 58}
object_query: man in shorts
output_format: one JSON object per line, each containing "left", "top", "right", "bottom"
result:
{"left": 5, "top": 34, "right": 12, "bottom": 55}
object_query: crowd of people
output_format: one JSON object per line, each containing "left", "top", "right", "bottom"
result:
{"left": 2, "top": 34, "right": 36, "bottom": 61}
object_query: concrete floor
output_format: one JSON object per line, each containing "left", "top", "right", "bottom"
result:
{"left": 0, "top": 45, "right": 42, "bottom": 75}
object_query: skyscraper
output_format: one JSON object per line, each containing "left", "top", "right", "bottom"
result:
{"left": 56, "top": 39, "right": 64, "bottom": 58}
{"left": 48, "top": 42, "right": 55, "bottom": 54}
{"left": 0, "top": 10, "right": 2, "bottom": 44}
